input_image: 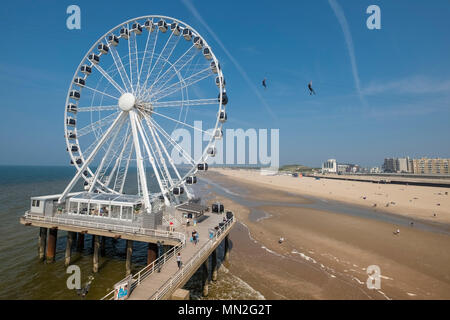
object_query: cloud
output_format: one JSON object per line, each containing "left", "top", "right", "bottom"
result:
{"left": 328, "top": 0, "right": 369, "bottom": 109}
{"left": 181, "top": 0, "right": 278, "bottom": 124}
{"left": 362, "top": 76, "right": 450, "bottom": 96}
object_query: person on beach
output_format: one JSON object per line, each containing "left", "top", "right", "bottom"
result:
{"left": 176, "top": 253, "right": 182, "bottom": 269}
{"left": 394, "top": 229, "right": 400, "bottom": 235}
{"left": 308, "top": 81, "right": 316, "bottom": 95}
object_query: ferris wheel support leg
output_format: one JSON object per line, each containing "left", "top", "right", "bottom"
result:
{"left": 58, "top": 112, "right": 126, "bottom": 203}
{"left": 147, "top": 118, "right": 193, "bottom": 200}
{"left": 134, "top": 113, "right": 171, "bottom": 207}
{"left": 129, "top": 110, "right": 152, "bottom": 211}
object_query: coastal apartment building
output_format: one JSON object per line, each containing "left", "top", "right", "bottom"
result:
{"left": 322, "top": 159, "right": 337, "bottom": 173}
{"left": 383, "top": 157, "right": 450, "bottom": 175}
{"left": 383, "top": 157, "right": 413, "bottom": 173}
{"left": 411, "top": 158, "right": 450, "bottom": 175}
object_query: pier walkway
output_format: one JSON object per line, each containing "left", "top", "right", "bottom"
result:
{"left": 101, "top": 213, "right": 235, "bottom": 300}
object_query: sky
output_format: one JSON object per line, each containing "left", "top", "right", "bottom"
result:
{"left": 0, "top": 0, "right": 449, "bottom": 168}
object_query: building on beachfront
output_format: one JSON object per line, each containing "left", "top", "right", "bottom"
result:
{"left": 322, "top": 159, "right": 337, "bottom": 173}
{"left": 370, "top": 167, "right": 381, "bottom": 174}
{"left": 411, "top": 158, "right": 450, "bottom": 175}
{"left": 382, "top": 157, "right": 413, "bottom": 173}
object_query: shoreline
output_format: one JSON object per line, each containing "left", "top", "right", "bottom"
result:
{"left": 210, "top": 168, "right": 450, "bottom": 226}
{"left": 203, "top": 170, "right": 450, "bottom": 299}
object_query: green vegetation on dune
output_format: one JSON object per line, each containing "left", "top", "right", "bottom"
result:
{"left": 279, "top": 164, "right": 318, "bottom": 173}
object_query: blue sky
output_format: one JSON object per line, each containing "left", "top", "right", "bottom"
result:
{"left": 0, "top": 0, "right": 449, "bottom": 168}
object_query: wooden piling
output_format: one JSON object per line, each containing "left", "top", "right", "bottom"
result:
{"left": 65, "top": 232, "right": 75, "bottom": 266}
{"left": 147, "top": 243, "right": 158, "bottom": 265}
{"left": 38, "top": 227, "right": 47, "bottom": 261}
{"left": 93, "top": 235, "right": 100, "bottom": 273}
{"left": 126, "top": 240, "right": 133, "bottom": 276}
{"left": 224, "top": 234, "right": 230, "bottom": 262}
{"left": 100, "top": 236, "right": 106, "bottom": 257}
{"left": 211, "top": 249, "right": 218, "bottom": 281}
{"left": 46, "top": 228, "right": 58, "bottom": 263}
{"left": 76, "top": 233, "right": 85, "bottom": 252}
{"left": 202, "top": 260, "right": 209, "bottom": 297}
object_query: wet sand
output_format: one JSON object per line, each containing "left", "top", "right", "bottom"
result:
{"left": 211, "top": 168, "right": 450, "bottom": 225}
{"left": 204, "top": 170, "right": 450, "bottom": 300}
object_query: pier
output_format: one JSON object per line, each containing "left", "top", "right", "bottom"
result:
{"left": 20, "top": 201, "right": 235, "bottom": 300}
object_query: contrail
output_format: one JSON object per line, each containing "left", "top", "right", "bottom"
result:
{"left": 181, "top": 0, "right": 278, "bottom": 123}
{"left": 328, "top": 0, "right": 369, "bottom": 109}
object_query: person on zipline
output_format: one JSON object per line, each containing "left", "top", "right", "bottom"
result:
{"left": 308, "top": 81, "right": 316, "bottom": 95}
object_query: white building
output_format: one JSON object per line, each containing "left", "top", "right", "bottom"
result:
{"left": 322, "top": 159, "right": 337, "bottom": 174}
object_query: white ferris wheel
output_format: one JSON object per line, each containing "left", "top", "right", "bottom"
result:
{"left": 58, "top": 15, "right": 228, "bottom": 212}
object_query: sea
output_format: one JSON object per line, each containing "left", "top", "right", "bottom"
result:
{"left": 0, "top": 165, "right": 264, "bottom": 300}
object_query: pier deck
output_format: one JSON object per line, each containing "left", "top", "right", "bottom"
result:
{"left": 20, "top": 212, "right": 183, "bottom": 246}
{"left": 129, "top": 213, "right": 234, "bottom": 300}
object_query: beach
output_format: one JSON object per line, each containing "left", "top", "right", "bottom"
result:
{"left": 205, "top": 168, "right": 450, "bottom": 299}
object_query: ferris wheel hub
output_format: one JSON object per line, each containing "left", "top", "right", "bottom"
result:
{"left": 118, "top": 92, "right": 136, "bottom": 111}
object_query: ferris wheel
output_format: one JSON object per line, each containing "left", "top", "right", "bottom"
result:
{"left": 58, "top": 15, "right": 228, "bottom": 212}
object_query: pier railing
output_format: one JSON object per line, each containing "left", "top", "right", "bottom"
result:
{"left": 101, "top": 216, "right": 234, "bottom": 300}
{"left": 101, "top": 240, "right": 186, "bottom": 300}
{"left": 149, "top": 216, "right": 234, "bottom": 300}
{"left": 23, "top": 212, "right": 186, "bottom": 243}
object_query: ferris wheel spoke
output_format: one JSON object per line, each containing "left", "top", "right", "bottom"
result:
{"left": 108, "top": 43, "right": 133, "bottom": 92}
{"left": 97, "top": 121, "right": 130, "bottom": 186}
{"left": 92, "top": 63, "right": 126, "bottom": 95}
{"left": 130, "top": 31, "right": 140, "bottom": 92}
{"left": 144, "top": 116, "right": 188, "bottom": 193}
{"left": 112, "top": 134, "right": 134, "bottom": 192}
{"left": 139, "top": 112, "right": 175, "bottom": 188}
{"left": 138, "top": 29, "right": 159, "bottom": 97}
{"left": 137, "top": 23, "right": 158, "bottom": 95}
{"left": 150, "top": 98, "right": 218, "bottom": 109}
{"left": 141, "top": 32, "right": 180, "bottom": 98}
{"left": 150, "top": 66, "right": 213, "bottom": 101}
{"left": 133, "top": 111, "right": 170, "bottom": 204}
{"left": 77, "top": 105, "right": 119, "bottom": 112}
{"left": 88, "top": 115, "right": 126, "bottom": 192}
{"left": 82, "top": 85, "right": 120, "bottom": 100}
{"left": 149, "top": 117, "right": 196, "bottom": 166}
{"left": 139, "top": 119, "right": 171, "bottom": 190}
{"left": 77, "top": 111, "right": 121, "bottom": 137}
{"left": 151, "top": 110, "right": 214, "bottom": 137}
{"left": 104, "top": 124, "right": 131, "bottom": 188}
{"left": 141, "top": 45, "right": 201, "bottom": 102}
{"left": 59, "top": 112, "right": 126, "bottom": 202}
{"left": 145, "top": 43, "right": 197, "bottom": 97}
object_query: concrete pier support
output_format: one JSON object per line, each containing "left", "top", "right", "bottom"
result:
{"left": 202, "top": 260, "right": 209, "bottom": 297}
{"left": 65, "top": 232, "right": 75, "bottom": 266}
{"left": 93, "top": 235, "right": 100, "bottom": 273}
{"left": 147, "top": 243, "right": 158, "bottom": 265}
{"left": 76, "top": 233, "right": 85, "bottom": 252}
{"left": 46, "top": 228, "right": 58, "bottom": 263}
{"left": 211, "top": 250, "right": 218, "bottom": 281}
{"left": 100, "top": 236, "right": 106, "bottom": 257}
{"left": 38, "top": 227, "right": 47, "bottom": 261}
{"left": 224, "top": 235, "right": 230, "bottom": 262}
{"left": 126, "top": 240, "right": 133, "bottom": 276}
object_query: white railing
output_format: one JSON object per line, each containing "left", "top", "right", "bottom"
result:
{"left": 101, "top": 216, "right": 234, "bottom": 300}
{"left": 23, "top": 212, "right": 186, "bottom": 243}
{"left": 149, "top": 216, "right": 234, "bottom": 300}
{"left": 101, "top": 239, "right": 186, "bottom": 300}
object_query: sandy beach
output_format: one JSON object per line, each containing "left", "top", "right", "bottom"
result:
{"left": 211, "top": 168, "right": 450, "bottom": 225}
{"left": 204, "top": 168, "right": 450, "bottom": 300}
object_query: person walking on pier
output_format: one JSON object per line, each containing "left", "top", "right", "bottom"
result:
{"left": 177, "top": 252, "right": 182, "bottom": 269}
